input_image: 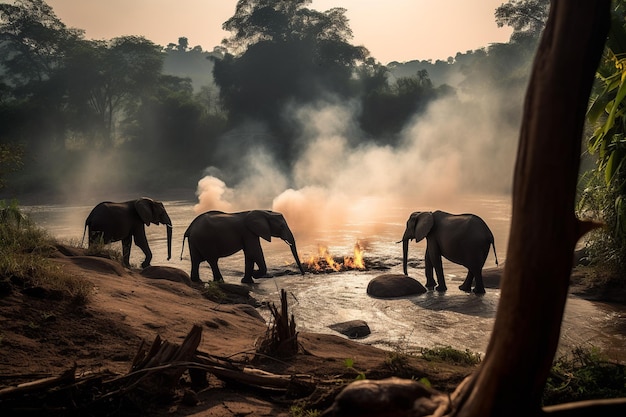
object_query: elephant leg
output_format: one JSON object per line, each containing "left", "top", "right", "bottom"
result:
{"left": 459, "top": 271, "right": 474, "bottom": 293}
{"left": 133, "top": 231, "right": 152, "bottom": 269}
{"left": 189, "top": 252, "right": 203, "bottom": 283}
{"left": 424, "top": 252, "right": 436, "bottom": 290}
{"left": 430, "top": 252, "right": 447, "bottom": 292}
{"left": 242, "top": 256, "right": 256, "bottom": 284}
{"left": 121, "top": 236, "right": 132, "bottom": 268}
{"left": 472, "top": 269, "right": 486, "bottom": 294}
{"left": 208, "top": 259, "right": 224, "bottom": 283}
{"left": 252, "top": 252, "right": 269, "bottom": 279}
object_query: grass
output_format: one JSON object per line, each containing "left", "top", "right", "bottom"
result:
{"left": 543, "top": 346, "right": 626, "bottom": 406}
{"left": 289, "top": 405, "right": 321, "bottom": 417}
{"left": 201, "top": 281, "right": 226, "bottom": 302}
{"left": 0, "top": 200, "right": 93, "bottom": 305}
{"left": 420, "top": 345, "right": 482, "bottom": 366}
{"left": 81, "top": 237, "right": 124, "bottom": 264}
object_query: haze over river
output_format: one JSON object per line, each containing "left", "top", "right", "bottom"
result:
{"left": 25, "top": 195, "right": 626, "bottom": 361}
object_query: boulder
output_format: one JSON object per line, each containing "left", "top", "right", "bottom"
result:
{"left": 367, "top": 274, "right": 427, "bottom": 298}
{"left": 482, "top": 264, "right": 503, "bottom": 289}
{"left": 329, "top": 320, "right": 371, "bottom": 339}
{"left": 140, "top": 266, "right": 192, "bottom": 286}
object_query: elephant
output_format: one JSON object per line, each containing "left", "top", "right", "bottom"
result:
{"left": 83, "top": 197, "right": 172, "bottom": 269}
{"left": 401, "top": 210, "right": 498, "bottom": 294}
{"left": 181, "top": 210, "right": 305, "bottom": 284}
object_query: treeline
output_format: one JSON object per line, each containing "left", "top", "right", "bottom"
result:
{"left": 0, "top": 0, "right": 541, "bottom": 196}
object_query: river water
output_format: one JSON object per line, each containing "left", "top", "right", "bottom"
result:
{"left": 24, "top": 196, "right": 626, "bottom": 361}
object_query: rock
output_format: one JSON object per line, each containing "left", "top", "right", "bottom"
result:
{"left": 482, "top": 264, "right": 503, "bottom": 289}
{"left": 329, "top": 320, "right": 371, "bottom": 339}
{"left": 140, "top": 266, "right": 192, "bottom": 286}
{"left": 65, "top": 256, "right": 126, "bottom": 276}
{"left": 366, "top": 274, "right": 427, "bottom": 298}
{"left": 322, "top": 377, "right": 440, "bottom": 417}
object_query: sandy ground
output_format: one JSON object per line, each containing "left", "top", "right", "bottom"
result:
{"left": 0, "top": 246, "right": 472, "bottom": 416}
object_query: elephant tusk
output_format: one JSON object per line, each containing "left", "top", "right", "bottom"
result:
{"left": 283, "top": 239, "right": 293, "bottom": 247}
{"left": 166, "top": 224, "right": 173, "bottom": 228}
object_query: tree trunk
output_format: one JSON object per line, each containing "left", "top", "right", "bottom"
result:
{"left": 454, "top": 1, "right": 610, "bottom": 416}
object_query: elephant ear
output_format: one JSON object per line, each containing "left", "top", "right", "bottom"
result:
{"left": 244, "top": 211, "right": 272, "bottom": 242}
{"left": 134, "top": 198, "right": 154, "bottom": 226}
{"left": 413, "top": 212, "right": 434, "bottom": 243}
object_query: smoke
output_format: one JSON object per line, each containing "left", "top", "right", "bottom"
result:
{"left": 194, "top": 147, "right": 288, "bottom": 213}
{"left": 194, "top": 83, "right": 521, "bottom": 244}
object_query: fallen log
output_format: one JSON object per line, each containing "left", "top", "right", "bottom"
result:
{"left": 0, "top": 324, "right": 321, "bottom": 415}
{"left": 0, "top": 366, "right": 76, "bottom": 397}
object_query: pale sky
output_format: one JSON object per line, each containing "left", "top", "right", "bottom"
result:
{"left": 45, "top": 0, "right": 513, "bottom": 64}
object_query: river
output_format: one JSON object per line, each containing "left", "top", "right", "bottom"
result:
{"left": 24, "top": 195, "right": 626, "bottom": 361}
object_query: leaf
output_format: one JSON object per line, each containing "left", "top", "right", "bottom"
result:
{"left": 587, "top": 93, "right": 610, "bottom": 123}
{"left": 343, "top": 358, "right": 354, "bottom": 368}
{"left": 603, "top": 72, "right": 626, "bottom": 136}
{"left": 418, "top": 377, "right": 431, "bottom": 388}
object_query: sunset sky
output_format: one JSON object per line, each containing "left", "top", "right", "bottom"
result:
{"left": 45, "top": 0, "right": 512, "bottom": 64}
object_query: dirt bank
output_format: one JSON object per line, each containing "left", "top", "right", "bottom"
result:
{"left": 0, "top": 246, "right": 473, "bottom": 416}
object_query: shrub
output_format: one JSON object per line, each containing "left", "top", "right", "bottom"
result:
{"left": 543, "top": 346, "right": 626, "bottom": 406}
{"left": 420, "top": 345, "right": 482, "bottom": 366}
{"left": 0, "top": 200, "right": 92, "bottom": 305}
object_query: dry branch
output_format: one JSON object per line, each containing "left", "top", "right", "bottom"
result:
{"left": 0, "top": 325, "right": 320, "bottom": 415}
{"left": 256, "top": 288, "right": 299, "bottom": 357}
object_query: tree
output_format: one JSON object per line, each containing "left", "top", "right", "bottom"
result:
{"left": 494, "top": 0, "right": 550, "bottom": 43}
{"left": 0, "top": 0, "right": 83, "bottom": 87}
{"left": 213, "top": 0, "right": 368, "bottom": 159}
{"left": 581, "top": 0, "right": 626, "bottom": 269}
{"left": 63, "top": 36, "right": 164, "bottom": 146}
{"left": 325, "top": 2, "right": 623, "bottom": 416}
{"left": 0, "top": 143, "right": 23, "bottom": 191}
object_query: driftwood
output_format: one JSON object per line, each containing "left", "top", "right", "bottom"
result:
{"left": 0, "top": 324, "right": 317, "bottom": 416}
{"left": 255, "top": 288, "right": 299, "bottom": 357}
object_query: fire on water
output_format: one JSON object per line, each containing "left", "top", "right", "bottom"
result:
{"left": 303, "top": 241, "right": 366, "bottom": 273}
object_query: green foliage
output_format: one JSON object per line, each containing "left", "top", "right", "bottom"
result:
{"left": 385, "top": 350, "right": 411, "bottom": 374}
{"left": 201, "top": 281, "right": 226, "bottom": 302}
{"left": 420, "top": 346, "right": 482, "bottom": 366}
{"left": 580, "top": 0, "right": 626, "bottom": 269}
{"left": 83, "top": 238, "right": 123, "bottom": 265}
{"left": 494, "top": 0, "right": 550, "bottom": 43}
{"left": 0, "top": 200, "right": 92, "bottom": 305}
{"left": 214, "top": 0, "right": 368, "bottom": 159}
{"left": 543, "top": 347, "right": 626, "bottom": 406}
{"left": 0, "top": 143, "right": 24, "bottom": 190}
{"left": 344, "top": 358, "right": 366, "bottom": 380}
{"left": 289, "top": 405, "right": 321, "bottom": 417}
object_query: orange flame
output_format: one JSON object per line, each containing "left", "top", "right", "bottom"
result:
{"left": 344, "top": 241, "right": 365, "bottom": 269}
{"left": 303, "top": 242, "right": 365, "bottom": 272}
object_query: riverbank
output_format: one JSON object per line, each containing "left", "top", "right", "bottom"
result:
{"left": 0, "top": 245, "right": 474, "bottom": 416}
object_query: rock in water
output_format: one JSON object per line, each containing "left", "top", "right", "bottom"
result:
{"left": 329, "top": 320, "right": 371, "bottom": 339}
{"left": 367, "top": 274, "right": 427, "bottom": 298}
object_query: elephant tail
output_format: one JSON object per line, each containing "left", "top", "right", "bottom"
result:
{"left": 81, "top": 222, "right": 89, "bottom": 248}
{"left": 180, "top": 235, "right": 186, "bottom": 261}
{"left": 492, "top": 241, "right": 499, "bottom": 266}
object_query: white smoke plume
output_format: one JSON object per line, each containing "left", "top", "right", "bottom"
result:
{"left": 195, "top": 88, "right": 520, "bottom": 244}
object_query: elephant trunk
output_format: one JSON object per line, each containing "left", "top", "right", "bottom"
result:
{"left": 402, "top": 238, "right": 410, "bottom": 276}
{"left": 166, "top": 223, "right": 172, "bottom": 261}
{"left": 288, "top": 242, "right": 305, "bottom": 275}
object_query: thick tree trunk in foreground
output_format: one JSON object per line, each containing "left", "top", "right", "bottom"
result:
{"left": 455, "top": 1, "right": 610, "bottom": 416}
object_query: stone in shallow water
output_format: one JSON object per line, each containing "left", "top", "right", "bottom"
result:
{"left": 329, "top": 320, "right": 371, "bottom": 339}
{"left": 366, "top": 274, "right": 427, "bottom": 298}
